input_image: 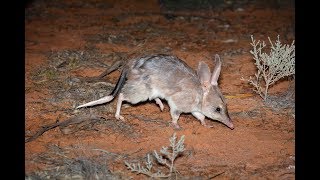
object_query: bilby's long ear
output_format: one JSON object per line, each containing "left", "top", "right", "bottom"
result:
{"left": 197, "top": 61, "right": 211, "bottom": 90}
{"left": 211, "top": 54, "right": 221, "bottom": 86}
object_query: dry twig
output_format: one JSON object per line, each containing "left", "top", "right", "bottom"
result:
{"left": 25, "top": 114, "right": 105, "bottom": 143}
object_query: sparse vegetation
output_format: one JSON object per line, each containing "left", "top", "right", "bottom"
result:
{"left": 247, "top": 35, "right": 295, "bottom": 101}
{"left": 24, "top": 144, "right": 116, "bottom": 180}
{"left": 125, "top": 133, "right": 185, "bottom": 178}
{"left": 26, "top": 0, "right": 295, "bottom": 178}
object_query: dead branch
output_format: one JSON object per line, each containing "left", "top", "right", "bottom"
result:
{"left": 25, "top": 114, "right": 105, "bottom": 143}
{"left": 209, "top": 171, "right": 225, "bottom": 179}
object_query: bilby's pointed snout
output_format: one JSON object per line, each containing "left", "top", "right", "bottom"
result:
{"left": 227, "top": 121, "right": 234, "bottom": 130}
{"left": 222, "top": 116, "right": 234, "bottom": 130}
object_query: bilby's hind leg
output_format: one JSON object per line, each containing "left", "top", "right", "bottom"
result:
{"left": 115, "top": 93, "right": 125, "bottom": 121}
{"left": 155, "top": 98, "right": 164, "bottom": 111}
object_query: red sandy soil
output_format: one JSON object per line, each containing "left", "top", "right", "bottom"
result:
{"left": 25, "top": 0, "right": 295, "bottom": 179}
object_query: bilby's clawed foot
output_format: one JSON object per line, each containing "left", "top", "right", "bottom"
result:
{"left": 200, "top": 119, "right": 213, "bottom": 128}
{"left": 159, "top": 104, "right": 164, "bottom": 111}
{"left": 115, "top": 114, "right": 125, "bottom": 121}
{"left": 170, "top": 110, "right": 181, "bottom": 129}
{"left": 170, "top": 122, "right": 182, "bottom": 130}
{"left": 115, "top": 93, "right": 125, "bottom": 121}
{"left": 201, "top": 121, "right": 213, "bottom": 128}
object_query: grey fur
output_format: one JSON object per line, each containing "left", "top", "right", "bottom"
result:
{"left": 76, "top": 54, "right": 233, "bottom": 129}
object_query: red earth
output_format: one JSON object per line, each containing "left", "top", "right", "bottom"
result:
{"left": 25, "top": 0, "right": 295, "bottom": 179}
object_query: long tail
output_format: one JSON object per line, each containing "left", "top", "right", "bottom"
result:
{"left": 76, "top": 68, "right": 128, "bottom": 109}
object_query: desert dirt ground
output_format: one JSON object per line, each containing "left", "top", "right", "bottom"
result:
{"left": 25, "top": 0, "right": 295, "bottom": 179}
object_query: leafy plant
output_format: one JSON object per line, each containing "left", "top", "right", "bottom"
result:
{"left": 125, "top": 133, "right": 185, "bottom": 178}
{"left": 246, "top": 35, "right": 295, "bottom": 101}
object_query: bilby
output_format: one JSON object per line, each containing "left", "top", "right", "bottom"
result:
{"left": 77, "top": 54, "right": 234, "bottom": 129}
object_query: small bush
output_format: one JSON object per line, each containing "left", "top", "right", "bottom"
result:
{"left": 247, "top": 35, "right": 295, "bottom": 101}
{"left": 125, "top": 133, "right": 185, "bottom": 178}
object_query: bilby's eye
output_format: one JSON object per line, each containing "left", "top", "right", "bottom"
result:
{"left": 216, "top": 107, "right": 221, "bottom": 113}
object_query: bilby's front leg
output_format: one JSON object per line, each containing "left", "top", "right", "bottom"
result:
{"left": 170, "top": 110, "right": 181, "bottom": 129}
{"left": 192, "top": 112, "right": 213, "bottom": 128}
{"left": 155, "top": 98, "right": 164, "bottom": 111}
